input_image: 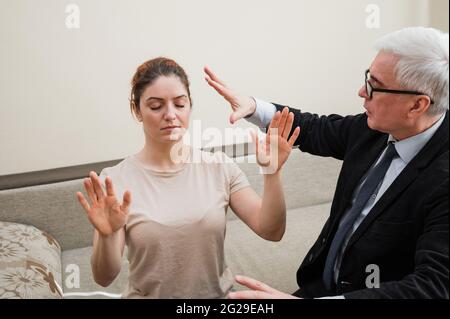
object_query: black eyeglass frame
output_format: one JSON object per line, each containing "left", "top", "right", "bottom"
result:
{"left": 365, "top": 69, "right": 434, "bottom": 104}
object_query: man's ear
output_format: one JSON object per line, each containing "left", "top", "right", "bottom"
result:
{"left": 409, "top": 96, "right": 432, "bottom": 118}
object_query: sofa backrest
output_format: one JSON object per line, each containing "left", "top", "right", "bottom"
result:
{"left": 227, "top": 149, "right": 342, "bottom": 220}
{"left": 0, "top": 148, "right": 342, "bottom": 250}
{"left": 0, "top": 179, "right": 94, "bottom": 250}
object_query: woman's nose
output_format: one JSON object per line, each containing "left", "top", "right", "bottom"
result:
{"left": 164, "top": 106, "right": 176, "bottom": 120}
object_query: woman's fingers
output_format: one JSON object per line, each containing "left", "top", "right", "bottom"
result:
{"left": 105, "top": 177, "right": 116, "bottom": 197}
{"left": 268, "top": 111, "right": 281, "bottom": 131}
{"left": 288, "top": 126, "right": 301, "bottom": 147}
{"left": 282, "top": 112, "right": 295, "bottom": 139}
{"left": 266, "top": 111, "right": 281, "bottom": 144}
{"left": 251, "top": 130, "right": 270, "bottom": 167}
{"left": 277, "top": 107, "right": 289, "bottom": 136}
{"left": 89, "top": 171, "right": 105, "bottom": 200}
{"left": 121, "top": 190, "right": 132, "bottom": 212}
{"left": 83, "top": 178, "right": 97, "bottom": 204}
{"left": 76, "top": 192, "right": 91, "bottom": 213}
{"left": 250, "top": 130, "right": 259, "bottom": 155}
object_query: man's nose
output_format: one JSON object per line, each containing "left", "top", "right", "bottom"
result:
{"left": 358, "top": 85, "right": 367, "bottom": 99}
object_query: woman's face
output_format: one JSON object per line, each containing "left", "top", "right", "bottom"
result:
{"left": 137, "top": 75, "right": 191, "bottom": 143}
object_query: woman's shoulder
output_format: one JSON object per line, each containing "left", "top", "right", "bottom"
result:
{"left": 100, "top": 156, "right": 137, "bottom": 179}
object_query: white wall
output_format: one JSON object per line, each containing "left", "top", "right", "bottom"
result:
{"left": 0, "top": 0, "right": 447, "bottom": 175}
{"left": 429, "top": 0, "right": 449, "bottom": 32}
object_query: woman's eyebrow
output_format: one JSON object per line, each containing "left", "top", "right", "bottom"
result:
{"left": 146, "top": 97, "right": 164, "bottom": 102}
{"left": 146, "top": 95, "right": 187, "bottom": 101}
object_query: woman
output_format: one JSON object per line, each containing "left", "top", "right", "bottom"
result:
{"left": 76, "top": 57, "right": 300, "bottom": 298}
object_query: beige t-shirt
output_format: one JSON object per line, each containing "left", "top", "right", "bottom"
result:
{"left": 99, "top": 148, "right": 250, "bottom": 298}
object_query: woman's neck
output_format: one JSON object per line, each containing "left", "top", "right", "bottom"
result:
{"left": 137, "top": 139, "right": 190, "bottom": 171}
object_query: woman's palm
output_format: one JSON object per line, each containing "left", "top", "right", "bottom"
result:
{"left": 89, "top": 194, "right": 128, "bottom": 235}
{"left": 76, "top": 172, "right": 131, "bottom": 236}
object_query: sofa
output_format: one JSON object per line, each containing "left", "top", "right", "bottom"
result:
{"left": 0, "top": 148, "right": 341, "bottom": 298}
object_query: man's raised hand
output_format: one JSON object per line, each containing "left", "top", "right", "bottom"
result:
{"left": 204, "top": 66, "right": 256, "bottom": 124}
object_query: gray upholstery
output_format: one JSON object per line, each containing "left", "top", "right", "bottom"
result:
{"left": 0, "top": 149, "right": 342, "bottom": 297}
{"left": 0, "top": 180, "right": 93, "bottom": 250}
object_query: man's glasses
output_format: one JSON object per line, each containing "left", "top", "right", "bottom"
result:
{"left": 365, "top": 69, "right": 434, "bottom": 104}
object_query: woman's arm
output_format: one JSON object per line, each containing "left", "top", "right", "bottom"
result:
{"left": 230, "top": 108, "right": 299, "bottom": 241}
{"left": 230, "top": 173, "right": 285, "bottom": 241}
{"left": 76, "top": 171, "right": 131, "bottom": 287}
{"left": 91, "top": 228, "right": 126, "bottom": 287}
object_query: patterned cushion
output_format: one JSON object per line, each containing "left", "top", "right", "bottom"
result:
{"left": 0, "top": 221, "right": 62, "bottom": 299}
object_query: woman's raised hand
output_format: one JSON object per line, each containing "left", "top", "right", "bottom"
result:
{"left": 251, "top": 107, "right": 300, "bottom": 174}
{"left": 76, "top": 172, "right": 131, "bottom": 236}
{"left": 204, "top": 66, "right": 257, "bottom": 124}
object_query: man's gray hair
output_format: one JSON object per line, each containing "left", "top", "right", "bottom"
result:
{"left": 375, "top": 27, "right": 449, "bottom": 116}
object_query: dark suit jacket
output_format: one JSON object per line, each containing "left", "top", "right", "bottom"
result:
{"left": 273, "top": 104, "right": 449, "bottom": 299}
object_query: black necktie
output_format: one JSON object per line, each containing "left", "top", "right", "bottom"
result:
{"left": 323, "top": 142, "right": 398, "bottom": 290}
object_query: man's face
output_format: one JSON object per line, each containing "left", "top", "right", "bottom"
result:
{"left": 358, "top": 52, "right": 416, "bottom": 136}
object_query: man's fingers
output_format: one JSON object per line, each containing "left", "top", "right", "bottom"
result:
{"left": 288, "top": 127, "right": 301, "bottom": 147}
{"left": 89, "top": 171, "right": 105, "bottom": 200}
{"left": 204, "top": 66, "right": 227, "bottom": 87}
{"left": 205, "top": 76, "right": 236, "bottom": 103}
{"left": 121, "top": 190, "right": 132, "bottom": 212}
{"left": 105, "top": 177, "right": 116, "bottom": 197}
{"left": 205, "top": 75, "right": 229, "bottom": 98}
{"left": 282, "top": 112, "right": 294, "bottom": 139}
{"left": 230, "top": 109, "right": 248, "bottom": 124}
{"left": 76, "top": 192, "right": 91, "bottom": 213}
{"left": 227, "top": 290, "right": 269, "bottom": 299}
{"left": 234, "top": 275, "right": 275, "bottom": 293}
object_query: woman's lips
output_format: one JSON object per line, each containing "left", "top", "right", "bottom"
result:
{"left": 161, "top": 126, "right": 181, "bottom": 131}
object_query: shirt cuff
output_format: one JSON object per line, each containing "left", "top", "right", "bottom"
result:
{"left": 245, "top": 97, "right": 276, "bottom": 131}
{"left": 315, "top": 295, "right": 346, "bottom": 299}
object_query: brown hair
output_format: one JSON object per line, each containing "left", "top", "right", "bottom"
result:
{"left": 130, "top": 57, "right": 192, "bottom": 118}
